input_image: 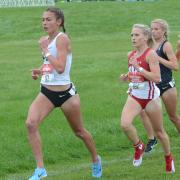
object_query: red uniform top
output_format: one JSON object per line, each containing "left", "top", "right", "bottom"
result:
{"left": 127, "top": 48, "right": 160, "bottom": 99}
{"left": 128, "top": 48, "right": 151, "bottom": 82}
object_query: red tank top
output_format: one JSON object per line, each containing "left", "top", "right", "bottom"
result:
{"left": 128, "top": 48, "right": 151, "bottom": 82}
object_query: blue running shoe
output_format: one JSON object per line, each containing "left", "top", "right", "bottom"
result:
{"left": 92, "top": 155, "right": 102, "bottom": 178}
{"left": 29, "top": 168, "right": 47, "bottom": 180}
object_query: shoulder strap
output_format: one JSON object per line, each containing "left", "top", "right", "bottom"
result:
{"left": 143, "top": 48, "right": 151, "bottom": 56}
{"left": 158, "top": 40, "right": 167, "bottom": 51}
{"left": 128, "top": 50, "right": 136, "bottom": 60}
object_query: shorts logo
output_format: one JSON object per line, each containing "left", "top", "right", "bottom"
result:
{"left": 59, "top": 94, "right": 66, "bottom": 98}
{"left": 162, "top": 86, "right": 168, "bottom": 90}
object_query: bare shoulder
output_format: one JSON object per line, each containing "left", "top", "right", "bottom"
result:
{"left": 147, "top": 49, "right": 156, "bottom": 57}
{"left": 164, "top": 41, "right": 172, "bottom": 47}
{"left": 146, "top": 49, "right": 158, "bottom": 63}
{"left": 56, "top": 33, "right": 70, "bottom": 46}
{"left": 163, "top": 41, "right": 173, "bottom": 50}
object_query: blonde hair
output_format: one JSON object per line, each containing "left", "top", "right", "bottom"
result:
{"left": 132, "top": 24, "right": 153, "bottom": 47}
{"left": 151, "top": 19, "right": 169, "bottom": 40}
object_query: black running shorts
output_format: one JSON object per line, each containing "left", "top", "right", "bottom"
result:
{"left": 41, "top": 83, "right": 77, "bottom": 107}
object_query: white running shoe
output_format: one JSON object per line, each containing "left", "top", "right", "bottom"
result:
{"left": 133, "top": 142, "right": 145, "bottom": 167}
{"left": 165, "top": 154, "right": 175, "bottom": 173}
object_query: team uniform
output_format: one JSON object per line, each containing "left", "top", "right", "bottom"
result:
{"left": 144, "top": 41, "right": 176, "bottom": 153}
{"left": 40, "top": 32, "right": 77, "bottom": 107}
{"left": 156, "top": 40, "right": 175, "bottom": 96}
{"left": 128, "top": 48, "right": 160, "bottom": 109}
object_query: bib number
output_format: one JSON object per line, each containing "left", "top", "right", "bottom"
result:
{"left": 42, "top": 74, "right": 54, "bottom": 82}
{"left": 129, "top": 82, "right": 145, "bottom": 89}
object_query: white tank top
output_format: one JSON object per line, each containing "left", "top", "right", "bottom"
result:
{"left": 41, "top": 32, "right": 72, "bottom": 85}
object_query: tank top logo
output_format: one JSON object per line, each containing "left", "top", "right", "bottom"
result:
{"left": 128, "top": 72, "right": 144, "bottom": 83}
{"left": 128, "top": 66, "right": 145, "bottom": 90}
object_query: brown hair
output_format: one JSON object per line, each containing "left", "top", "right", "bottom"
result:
{"left": 46, "top": 7, "right": 66, "bottom": 32}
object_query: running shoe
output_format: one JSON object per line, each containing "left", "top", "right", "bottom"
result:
{"left": 145, "top": 137, "right": 157, "bottom": 153}
{"left": 92, "top": 155, "right": 102, "bottom": 178}
{"left": 29, "top": 168, "right": 47, "bottom": 180}
{"left": 165, "top": 154, "right": 175, "bottom": 173}
{"left": 133, "top": 142, "right": 145, "bottom": 167}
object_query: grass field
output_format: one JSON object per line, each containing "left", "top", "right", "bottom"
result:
{"left": 0, "top": 0, "right": 180, "bottom": 179}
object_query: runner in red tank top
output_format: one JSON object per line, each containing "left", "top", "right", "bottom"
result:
{"left": 119, "top": 24, "right": 175, "bottom": 173}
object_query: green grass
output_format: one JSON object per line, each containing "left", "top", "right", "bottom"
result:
{"left": 0, "top": 0, "right": 180, "bottom": 179}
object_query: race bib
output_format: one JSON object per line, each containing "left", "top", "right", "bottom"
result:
{"left": 41, "top": 64, "right": 54, "bottom": 82}
{"left": 129, "top": 82, "right": 145, "bottom": 89}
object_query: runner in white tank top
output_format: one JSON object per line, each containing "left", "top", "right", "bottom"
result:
{"left": 41, "top": 32, "right": 72, "bottom": 86}
{"left": 26, "top": 7, "right": 102, "bottom": 180}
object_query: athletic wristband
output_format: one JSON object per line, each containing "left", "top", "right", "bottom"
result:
{"left": 137, "top": 67, "right": 144, "bottom": 72}
{"left": 45, "top": 52, "right": 51, "bottom": 58}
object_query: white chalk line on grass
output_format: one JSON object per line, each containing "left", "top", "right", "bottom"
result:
{"left": 7, "top": 146, "right": 180, "bottom": 180}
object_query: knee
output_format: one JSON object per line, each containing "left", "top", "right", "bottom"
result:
{"left": 25, "top": 117, "right": 38, "bottom": 133}
{"left": 155, "top": 130, "right": 165, "bottom": 140}
{"left": 74, "top": 129, "right": 87, "bottom": 139}
{"left": 168, "top": 114, "right": 179, "bottom": 123}
{"left": 120, "top": 121, "right": 131, "bottom": 132}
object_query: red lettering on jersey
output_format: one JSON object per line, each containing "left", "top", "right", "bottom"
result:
{"left": 128, "top": 72, "right": 145, "bottom": 83}
{"left": 42, "top": 64, "right": 53, "bottom": 75}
